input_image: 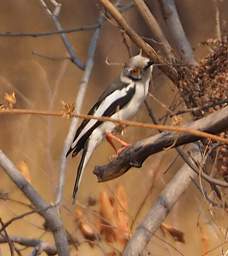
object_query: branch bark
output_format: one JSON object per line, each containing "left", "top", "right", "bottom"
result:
{"left": 123, "top": 144, "right": 199, "bottom": 255}
{"left": 94, "top": 106, "right": 228, "bottom": 182}
{"left": 40, "top": 0, "right": 85, "bottom": 69}
{"left": 56, "top": 13, "right": 105, "bottom": 205}
{"left": 159, "top": 0, "right": 197, "bottom": 65}
{"left": 133, "top": 0, "right": 175, "bottom": 60}
{"left": 99, "top": 0, "right": 178, "bottom": 82}
{"left": 0, "top": 151, "right": 69, "bottom": 256}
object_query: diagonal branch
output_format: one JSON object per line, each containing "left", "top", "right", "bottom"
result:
{"left": 99, "top": 0, "right": 178, "bottom": 82}
{"left": 158, "top": 0, "right": 197, "bottom": 65}
{"left": 133, "top": 0, "right": 175, "bottom": 60}
{"left": 123, "top": 144, "right": 199, "bottom": 255}
{"left": 93, "top": 106, "right": 228, "bottom": 182}
{"left": 55, "top": 13, "right": 105, "bottom": 206}
{"left": 0, "top": 151, "right": 69, "bottom": 256}
{"left": 40, "top": 0, "right": 85, "bottom": 69}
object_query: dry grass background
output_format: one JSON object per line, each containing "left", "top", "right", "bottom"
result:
{"left": 0, "top": 0, "right": 227, "bottom": 255}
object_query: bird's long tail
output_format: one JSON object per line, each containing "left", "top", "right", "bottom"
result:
{"left": 72, "top": 140, "right": 95, "bottom": 204}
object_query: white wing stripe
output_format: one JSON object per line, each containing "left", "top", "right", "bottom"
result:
{"left": 71, "top": 83, "right": 134, "bottom": 148}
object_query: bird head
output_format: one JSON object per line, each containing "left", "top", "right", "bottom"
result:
{"left": 121, "top": 54, "right": 154, "bottom": 83}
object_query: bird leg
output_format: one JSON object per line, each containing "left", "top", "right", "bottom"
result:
{"left": 105, "top": 132, "right": 130, "bottom": 155}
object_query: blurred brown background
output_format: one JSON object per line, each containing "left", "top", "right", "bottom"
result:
{"left": 0, "top": 0, "right": 227, "bottom": 255}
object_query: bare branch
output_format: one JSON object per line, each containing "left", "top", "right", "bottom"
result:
{"left": 93, "top": 106, "right": 228, "bottom": 182}
{"left": 0, "top": 151, "right": 69, "bottom": 256}
{"left": 99, "top": 0, "right": 178, "bottom": 82}
{"left": 123, "top": 145, "right": 199, "bottom": 255}
{"left": 55, "top": 13, "right": 105, "bottom": 206}
{"left": 169, "top": 99, "right": 228, "bottom": 117}
{"left": 133, "top": 0, "right": 175, "bottom": 60}
{"left": 0, "top": 24, "right": 99, "bottom": 37}
{"left": 212, "top": 0, "right": 222, "bottom": 40}
{"left": 0, "top": 209, "right": 36, "bottom": 234}
{"left": 158, "top": 0, "right": 197, "bottom": 65}
{"left": 0, "top": 107, "right": 227, "bottom": 145}
{"left": 0, "top": 236, "right": 57, "bottom": 255}
{"left": 0, "top": 218, "right": 15, "bottom": 256}
{"left": 40, "top": 0, "right": 85, "bottom": 69}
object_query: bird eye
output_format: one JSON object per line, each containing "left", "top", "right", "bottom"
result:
{"left": 131, "top": 68, "right": 140, "bottom": 75}
{"left": 127, "top": 67, "right": 142, "bottom": 81}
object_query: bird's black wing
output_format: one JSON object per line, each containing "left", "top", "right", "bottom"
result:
{"left": 66, "top": 78, "right": 134, "bottom": 157}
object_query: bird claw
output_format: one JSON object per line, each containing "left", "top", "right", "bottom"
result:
{"left": 110, "top": 144, "right": 130, "bottom": 159}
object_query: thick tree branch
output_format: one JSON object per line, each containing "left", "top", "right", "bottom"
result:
{"left": 0, "top": 151, "right": 69, "bottom": 256}
{"left": 94, "top": 106, "right": 228, "bottom": 182}
{"left": 159, "top": 0, "right": 197, "bottom": 65}
{"left": 123, "top": 144, "right": 199, "bottom": 255}
{"left": 99, "top": 0, "right": 178, "bottom": 82}
{"left": 133, "top": 0, "right": 175, "bottom": 60}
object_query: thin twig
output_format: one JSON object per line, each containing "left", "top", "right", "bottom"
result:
{"left": 0, "top": 236, "right": 57, "bottom": 255}
{"left": 0, "top": 107, "right": 227, "bottom": 145}
{"left": 0, "top": 24, "right": 99, "bottom": 37}
{"left": 0, "top": 210, "right": 36, "bottom": 234}
{"left": 40, "top": 0, "right": 85, "bottom": 69}
{"left": 170, "top": 99, "right": 228, "bottom": 117}
{"left": 32, "top": 51, "right": 70, "bottom": 61}
{"left": 177, "top": 147, "right": 228, "bottom": 189}
{"left": 0, "top": 218, "right": 15, "bottom": 256}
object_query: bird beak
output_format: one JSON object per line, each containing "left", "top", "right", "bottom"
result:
{"left": 144, "top": 60, "right": 154, "bottom": 70}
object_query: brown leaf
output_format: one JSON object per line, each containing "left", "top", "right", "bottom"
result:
{"left": 171, "top": 115, "right": 183, "bottom": 126}
{"left": 61, "top": 100, "right": 74, "bottom": 119}
{"left": 99, "top": 191, "right": 116, "bottom": 243}
{"left": 4, "top": 91, "right": 16, "bottom": 109}
{"left": 105, "top": 252, "right": 117, "bottom": 256}
{"left": 161, "top": 223, "right": 185, "bottom": 243}
{"left": 17, "top": 161, "right": 32, "bottom": 183}
{"left": 99, "top": 186, "right": 130, "bottom": 246}
{"left": 74, "top": 208, "right": 98, "bottom": 241}
{"left": 113, "top": 185, "right": 130, "bottom": 245}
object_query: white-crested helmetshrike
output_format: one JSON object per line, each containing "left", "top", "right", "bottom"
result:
{"left": 67, "top": 54, "right": 154, "bottom": 203}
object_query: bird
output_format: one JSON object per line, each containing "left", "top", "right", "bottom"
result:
{"left": 66, "top": 53, "right": 154, "bottom": 203}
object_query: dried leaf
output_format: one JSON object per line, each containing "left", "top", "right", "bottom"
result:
{"left": 171, "top": 115, "right": 183, "bottom": 126}
{"left": 99, "top": 190, "right": 116, "bottom": 243}
{"left": 161, "top": 223, "right": 185, "bottom": 243}
{"left": 113, "top": 185, "right": 130, "bottom": 245}
{"left": 61, "top": 100, "right": 74, "bottom": 118}
{"left": 17, "top": 161, "right": 32, "bottom": 183}
{"left": 105, "top": 252, "right": 117, "bottom": 256}
{"left": 4, "top": 91, "right": 16, "bottom": 109}
{"left": 87, "top": 196, "right": 97, "bottom": 206}
{"left": 74, "top": 208, "right": 98, "bottom": 241}
{"left": 99, "top": 186, "right": 130, "bottom": 246}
